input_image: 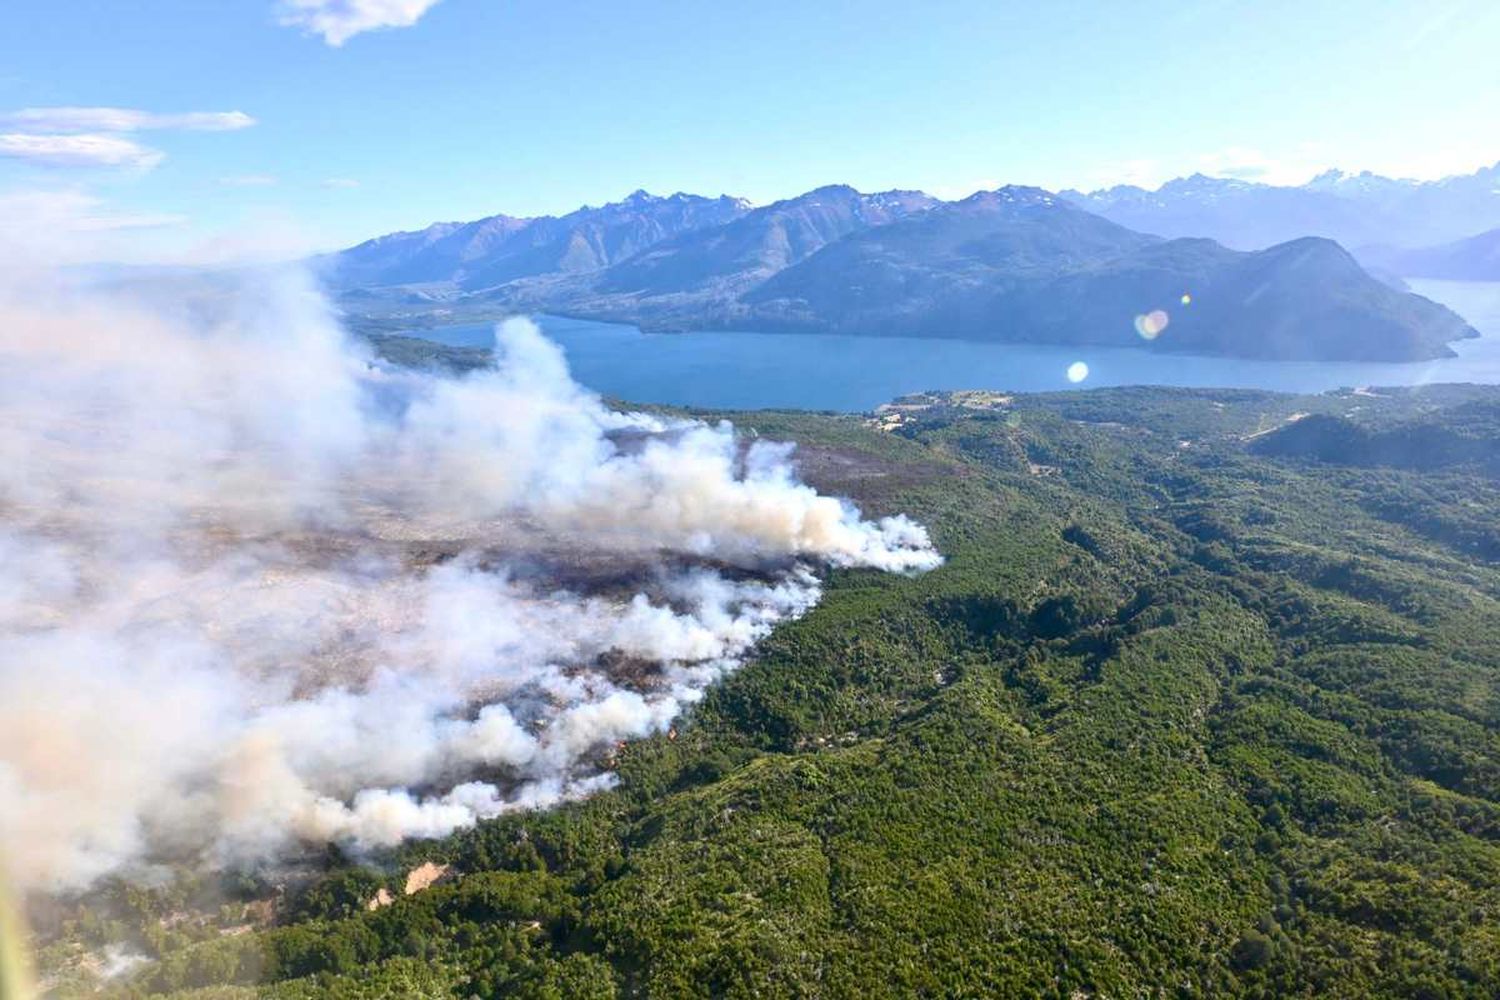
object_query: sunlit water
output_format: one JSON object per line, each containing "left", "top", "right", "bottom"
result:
{"left": 406, "top": 280, "right": 1500, "bottom": 411}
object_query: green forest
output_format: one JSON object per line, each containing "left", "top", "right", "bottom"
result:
{"left": 38, "top": 382, "right": 1500, "bottom": 999}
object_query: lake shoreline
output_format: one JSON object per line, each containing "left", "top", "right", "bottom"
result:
{"left": 383, "top": 279, "right": 1500, "bottom": 413}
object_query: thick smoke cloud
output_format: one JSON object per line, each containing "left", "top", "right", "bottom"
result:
{"left": 0, "top": 267, "right": 939, "bottom": 894}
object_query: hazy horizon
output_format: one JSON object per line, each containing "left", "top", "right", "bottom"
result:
{"left": 3, "top": 0, "right": 1499, "bottom": 264}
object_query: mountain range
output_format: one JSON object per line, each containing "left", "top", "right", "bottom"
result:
{"left": 324, "top": 179, "right": 1483, "bottom": 363}
{"left": 1061, "top": 162, "right": 1500, "bottom": 252}
{"left": 330, "top": 189, "right": 752, "bottom": 291}
{"left": 1359, "top": 227, "right": 1500, "bottom": 282}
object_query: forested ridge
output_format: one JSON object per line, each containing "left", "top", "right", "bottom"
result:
{"left": 39, "top": 383, "right": 1500, "bottom": 999}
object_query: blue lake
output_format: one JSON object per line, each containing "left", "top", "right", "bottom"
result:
{"left": 407, "top": 280, "right": 1500, "bottom": 412}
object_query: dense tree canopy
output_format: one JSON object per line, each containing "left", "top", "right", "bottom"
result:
{"left": 39, "top": 383, "right": 1500, "bottom": 999}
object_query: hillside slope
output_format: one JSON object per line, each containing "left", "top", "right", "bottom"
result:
{"left": 324, "top": 190, "right": 751, "bottom": 291}
{"left": 741, "top": 191, "right": 1474, "bottom": 360}
{"left": 330, "top": 185, "right": 1478, "bottom": 362}
{"left": 1359, "top": 227, "right": 1500, "bottom": 281}
{"left": 46, "top": 383, "right": 1500, "bottom": 1000}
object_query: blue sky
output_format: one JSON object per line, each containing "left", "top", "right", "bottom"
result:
{"left": 2, "top": 0, "right": 1498, "bottom": 261}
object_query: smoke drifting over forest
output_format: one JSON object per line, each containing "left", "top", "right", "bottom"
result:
{"left": 0, "top": 268, "right": 939, "bottom": 894}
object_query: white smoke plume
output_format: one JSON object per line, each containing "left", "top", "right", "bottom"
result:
{"left": 0, "top": 266, "right": 940, "bottom": 894}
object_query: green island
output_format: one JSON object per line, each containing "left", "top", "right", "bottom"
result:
{"left": 39, "top": 381, "right": 1500, "bottom": 999}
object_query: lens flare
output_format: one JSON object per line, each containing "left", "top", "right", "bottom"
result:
{"left": 1066, "top": 361, "right": 1089, "bottom": 383}
{"left": 1133, "top": 309, "right": 1170, "bottom": 340}
{"left": 1180, "top": 293, "right": 1192, "bottom": 306}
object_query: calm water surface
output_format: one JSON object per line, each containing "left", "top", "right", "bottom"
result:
{"left": 409, "top": 279, "right": 1500, "bottom": 411}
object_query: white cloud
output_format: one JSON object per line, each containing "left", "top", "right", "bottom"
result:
{"left": 56, "top": 211, "right": 186, "bottom": 232}
{"left": 1083, "top": 158, "right": 1168, "bottom": 190}
{"left": 0, "top": 190, "right": 185, "bottom": 232}
{"left": 0, "top": 108, "right": 256, "bottom": 133}
{"left": 220, "top": 173, "right": 278, "bottom": 187}
{"left": 321, "top": 177, "right": 361, "bottom": 189}
{"left": 0, "top": 107, "right": 255, "bottom": 172}
{"left": 0, "top": 134, "right": 164, "bottom": 170}
{"left": 1193, "top": 146, "right": 1322, "bottom": 186}
{"left": 0, "top": 188, "right": 330, "bottom": 269}
{"left": 1351, "top": 142, "right": 1500, "bottom": 184}
{"left": 927, "top": 177, "right": 1000, "bottom": 201}
{"left": 278, "top": 0, "right": 445, "bottom": 46}
{"left": 0, "top": 189, "right": 189, "bottom": 267}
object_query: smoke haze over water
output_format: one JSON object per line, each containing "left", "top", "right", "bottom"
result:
{"left": 0, "top": 267, "right": 939, "bottom": 894}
